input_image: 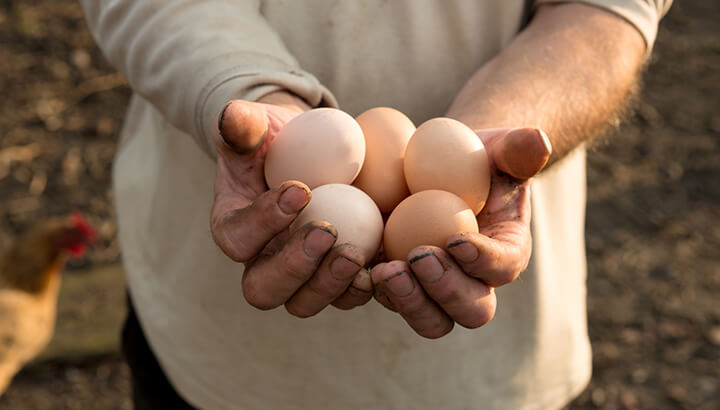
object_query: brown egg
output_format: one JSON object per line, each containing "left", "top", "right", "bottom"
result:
{"left": 264, "top": 108, "right": 365, "bottom": 189}
{"left": 290, "top": 184, "right": 383, "bottom": 264}
{"left": 353, "top": 107, "right": 415, "bottom": 213}
{"left": 404, "top": 117, "right": 490, "bottom": 214}
{"left": 383, "top": 190, "right": 479, "bottom": 261}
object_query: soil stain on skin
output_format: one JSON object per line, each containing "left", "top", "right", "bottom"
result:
{"left": 1, "top": 1, "right": 719, "bottom": 409}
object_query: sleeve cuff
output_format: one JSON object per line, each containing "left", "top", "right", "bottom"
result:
{"left": 533, "top": 0, "right": 666, "bottom": 59}
{"left": 193, "top": 61, "right": 338, "bottom": 158}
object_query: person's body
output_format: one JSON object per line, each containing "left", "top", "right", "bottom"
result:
{"left": 81, "top": 1, "right": 670, "bottom": 409}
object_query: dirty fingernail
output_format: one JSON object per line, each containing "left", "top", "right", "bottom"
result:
{"left": 279, "top": 185, "right": 309, "bottom": 214}
{"left": 351, "top": 269, "right": 373, "bottom": 293}
{"left": 447, "top": 240, "right": 478, "bottom": 264}
{"left": 409, "top": 252, "right": 445, "bottom": 282}
{"left": 304, "top": 228, "right": 336, "bottom": 258}
{"left": 384, "top": 271, "right": 414, "bottom": 297}
{"left": 330, "top": 256, "right": 362, "bottom": 281}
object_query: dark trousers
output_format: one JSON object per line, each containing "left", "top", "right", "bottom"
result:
{"left": 122, "top": 295, "right": 196, "bottom": 410}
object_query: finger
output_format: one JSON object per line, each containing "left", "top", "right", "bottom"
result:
{"left": 371, "top": 261, "right": 454, "bottom": 339}
{"left": 408, "top": 247, "right": 496, "bottom": 329}
{"left": 242, "top": 221, "right": 337, "bottom": 310}
{"left": 370, "top": 263, "right": 397, "bottom": 312}
{"left": 332, "top": 268, "right": 373, "bottom": 310}
{"left": 211, "top": 180, "right": 311, "bottom": 262}
{"left": 285, "top": 244, "right": 365, "bottom": 318}
{"left": 217, "top": 100, "right": 269, "bottom": 155}
{"left": 482, "top": 128, "right": 552, "bottom": 180}
{"left": 446, "top": 225, "right": 532, "bottom": 287}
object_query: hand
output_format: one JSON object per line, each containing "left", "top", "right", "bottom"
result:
{"left": 210, "top": 92, "right": 373, "bottom": 317}
{"left": 371, "top": 127, "right": 552, "bottom": 338}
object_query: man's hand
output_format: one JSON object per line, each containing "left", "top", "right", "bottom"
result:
{"left": 372, "top": 2, "right": 647, "bottom": 339}
{"left": 371, "top": 127, "right": 551, "bottom": 338}
{"left": 210, "top": 92, "right": 373, "bottom": 317}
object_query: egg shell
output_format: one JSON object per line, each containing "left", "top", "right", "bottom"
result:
{"left": 404, "top": 117, "right": 490, "bottom": 214}
{"left": 383, "top": 190, "right": 479, "bottom": 261}
{"left": 353, "top": 107, "right": 416, "bottom": 213}
{"left": 264, "top": 108, "right": 365, "bottom": 189}
{"left": 290, "top": 184, "right": 383, "bottom": 264}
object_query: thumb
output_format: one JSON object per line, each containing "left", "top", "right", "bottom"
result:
{"left": 216, "top": 100, "right": 269, "bottom": 155}
{"left": 489, "top": 128, "right": 552, "bottom": 180}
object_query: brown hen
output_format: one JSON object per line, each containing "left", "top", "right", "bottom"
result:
{"left": 0, "top": 213, "right": 95, "bottom": 395}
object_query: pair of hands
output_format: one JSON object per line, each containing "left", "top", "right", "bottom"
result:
{"left": 210, "top": 93, "right": 551, "bottom": 339}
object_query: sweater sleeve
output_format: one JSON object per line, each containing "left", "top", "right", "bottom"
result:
{"left": 533, "top": 0, "right": 673, "bottom": 56}
{"left": 79, "top": 0, "right": 337, "bottom": 157}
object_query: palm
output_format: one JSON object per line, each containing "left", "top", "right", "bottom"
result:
{"left": 470, "top": 129, "right": 538, "bottom": 276}
{"left": 210, "top": 98, "right": 374, "bottom": 315}
{"left": 215, "top": 105, "right": 300, "bottom": 203}
{"left": 212, "top": 104, "right": 303, "bottom": 258}
{"left": 370, "top": 127, "right": 551, "bottom": 339}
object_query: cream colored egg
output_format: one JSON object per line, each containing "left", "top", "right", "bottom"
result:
{"left": 383, "top": 190, "right": 479, "bottom": 261}
{"left": 353, "top": 107, "right": 415, "bottom": 213}
{"left": 290, "top": 184, "right": 383, "bottom": 264}
{"left": 265, "top": 108, "right": 365, "bottom": 189}
{"left": 404, "top": 117, "right": 490, "bottom": 214}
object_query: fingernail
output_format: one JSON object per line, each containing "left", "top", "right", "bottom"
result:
{"left": 384, "top": 271, "right": 414, "bottom": 297}
{"left": 330, "top": 256, "right": 362, "bottom": 280}
{"left": 409, "top": 252, "right": 445, "bottom": 282}
{"left": 279, "top": 185, "right": 309, "bottom": 214}
{"left": 536, "top": 128, "right": 552, "bottom": 156}
{"left": 304, "top": 227, "right": 336, "bottom": 258}
{"left": 501, "top": 128, "right": 552, "bottom": 179}
{"left": 351, "top": 269, "right": 373, "bottom": 293}
{"left": 447, "top": 240, "right": 478, "bottom": 263}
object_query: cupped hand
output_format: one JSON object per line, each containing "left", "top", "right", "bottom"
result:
{"left": 371, "top": 127, "right": 552, "bottom": 338}
{"left": 210, "top": 93, "right": 373, "bottom": 317}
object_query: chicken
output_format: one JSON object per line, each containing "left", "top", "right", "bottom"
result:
{"left": 0, "top": 213, "right": 95, "bottom": 395}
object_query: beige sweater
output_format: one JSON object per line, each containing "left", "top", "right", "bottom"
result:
{"left": 81, "top": 1, "right": 670, "bottom": 409}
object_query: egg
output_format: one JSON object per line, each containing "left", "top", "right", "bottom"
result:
{"left": 352, "top": 107, "right": 415, "bottom": 213}
{"left": 290, "top": 184, "right": 383, "bottom": 264}
{"left": 264, "top": 108, "right": 365, "bottom": 189}
{"left": 383, "top": 190, "right": 479, "bottom": 261}
{"left": 403, "top": 117, "right": 491, "bottom": 214}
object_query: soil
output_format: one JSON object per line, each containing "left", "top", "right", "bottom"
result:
{"left": 0, "top": 0, "right": 718, "bottom": 409}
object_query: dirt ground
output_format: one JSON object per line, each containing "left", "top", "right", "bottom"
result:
{"left": 0, "top": 1, "right": 718, "bottom": 409}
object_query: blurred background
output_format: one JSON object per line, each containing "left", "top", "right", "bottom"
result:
{"left": 0, "top": 1, "right": 718, "bottom": 409}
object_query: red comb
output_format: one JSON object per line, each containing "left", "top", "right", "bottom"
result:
{"left": 69, "top": 243, "right": 87, "bottom": 257}
{"left": 70, "top": 211, "right": 97, "bottom": 241}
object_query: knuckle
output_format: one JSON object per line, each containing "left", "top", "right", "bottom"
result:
{"left": 433, "top": 287, "right": 462, "bottom": 306}
{"left": 417, "top": 321, "right": 454, "bottom": 339}
{"left": 488, "top": 266, "right": 522, "bottom": 287}
{"left": 244, "top": 295, "right": 276, "bottom": 311}
{"left": 307, "top": 274, "right": 346, "bottom": 298}
{"left": 335, "top": 294, "right": 368, "bottom": 310}
{"left": 255, "top": 196, "right": 289, "bottom": 231}
{"left": 305, "top": 281, "right": 334, "bottom": 300}
{"left": 460, "top": 302, "right": 496, "bottom": 329}
{"left": 212, "top": 213, "right": 257, "bottom": 263}
{"left": 242, "top": 281, "right": 278, "bottom": 311}
{"left": 226, "top": 243, "right": 254, "bottom": 263}
{"left": 332, "top": 302, "right": 354, "bottom": 311}
{"left": 284, "top": 302, "right": 317, "bottom": 318}
{"left": 347, "top": 286, "right": 373, "bottom": 302}
{"left": 280, "top": 253, "right": 312, "bottom": 283}
{"left": 398, "top": 296, "right": 428, "bottom": 318}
